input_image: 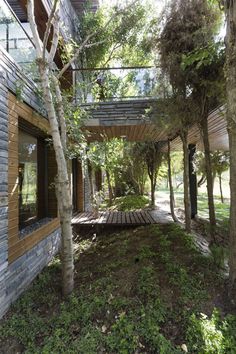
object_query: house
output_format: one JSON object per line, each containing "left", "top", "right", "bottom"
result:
{"left": 0, "top": 0, "right": 99, "bottom": 318}
{"left": 0, "top": 0, "right": 229, "bottom": 319}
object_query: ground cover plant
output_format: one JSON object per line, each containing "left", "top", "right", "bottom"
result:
{"left": 101, "top": 195, "right": 150, "bottom": 212}
{"left": 0, "top": 224, "right": 235, "bottom": 353}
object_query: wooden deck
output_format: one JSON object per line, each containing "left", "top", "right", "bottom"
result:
{"left": 72, "top": 210, "right": 157, "bottom": 226}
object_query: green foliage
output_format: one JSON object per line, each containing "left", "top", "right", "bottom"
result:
{"left": 186, "top": 310, "right": 235, "bottom": 354}
{"left": 138, "top": 245, "right": 157, "bottom": 260}
{"left": 1, "top": 225, "right": 236, "bottom": 354}
{"left": 182, "top": 41, "right": 225, "bottom": 71}
{"left": 194, "top": 150, "right": 229, "bottom": 179}
{"left": 71, "top": 1, "right": 156, "bottom": 101}
{"left": 210, "top": 244, "right": 227, "bottom": 268}
{"left": 106, "top": 312, "right": 138, "bottom": 353}
{"left": 156, "top": 0, "right": 224, "bottom": 138}
{"left": 107, "top": 195, "right": 149, "bottom": 211}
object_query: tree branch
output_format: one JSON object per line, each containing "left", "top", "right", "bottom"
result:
{"left": 57, "top": 0, "right": 138, "bottom": 79}
{"left": 27, "top": 0, "right": 43, "bottom": 56}
{"left": 102, "top": 43, "right": 123, "bottom": 67}
{"left": 57, "top": 37, "right": 105, "bottom": 80}
{"left": 48, "top": 9, "right": 60, "bottom": 62}
{"left": 43, "top": 0, "right": 59, "bottom": 60}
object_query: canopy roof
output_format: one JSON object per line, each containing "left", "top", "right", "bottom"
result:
{"left": 82, "top": 99, "right": 228, "bottom": 151}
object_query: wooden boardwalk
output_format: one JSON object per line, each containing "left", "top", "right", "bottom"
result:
{"left": 72, "top": 210, "right": 157, "bottom": 226}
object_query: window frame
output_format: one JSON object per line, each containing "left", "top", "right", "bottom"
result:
{"left": 18, "top": 119, "right": 48, "bottom": 230}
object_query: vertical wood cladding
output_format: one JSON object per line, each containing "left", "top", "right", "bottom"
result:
{"left": 95, "top": 168, "right": 102, "bottom": 191}
{"left": 8, "top": 93, "right": 59, "bottom": 263}
{"left": 47, "top": 146, "right": 58, "bottom": 218}
{"left": 76, "top": 160, "right": 84, "bottom": 212}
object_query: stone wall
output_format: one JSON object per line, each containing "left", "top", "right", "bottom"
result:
{"left": 0, "top": 228, "right": 61, "bottom": 318}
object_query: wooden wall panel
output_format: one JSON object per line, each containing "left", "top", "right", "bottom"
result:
{"left": 95, "top": 168, "right": 102, "bottom": 192}
{"left": 8, "top": 93, "right": 59, "bottom": 263}
{"left": 76, "top": 160, "right": 84, "bottom": 212}
{"left": 47, "top": 147, "right": 58, "bottom": 218}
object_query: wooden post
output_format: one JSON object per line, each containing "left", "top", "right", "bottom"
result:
{"left": 188, "top": 144, "right": 197, "bottom": 219}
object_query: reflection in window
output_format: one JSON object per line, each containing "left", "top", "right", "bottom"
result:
{"left": 0, "top": 0, "right": 36, "bottom": 76}
{"left": 19, "top": 130, "right": 37, "bottom": 229}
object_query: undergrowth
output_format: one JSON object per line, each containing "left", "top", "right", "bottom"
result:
{"left": 0, "top": 224, "right": 235, "bottom": 353}
{"left": 102, "top": 194, "right": 149, "bottom": 211}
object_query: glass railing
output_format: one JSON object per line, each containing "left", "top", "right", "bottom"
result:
{"left": 0, "top": 0, "right": 37, "bottom": 79}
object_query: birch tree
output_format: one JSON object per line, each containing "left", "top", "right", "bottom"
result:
{"left": 27, "top": 0, "right": 139, "bottom": 295}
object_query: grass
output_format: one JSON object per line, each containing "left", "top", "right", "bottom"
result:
{"left": 101, "top": 194, "right": 150, "bottom": 211}
{"left": 0, "top": 224, "right": 236, "bottom": 353}
{"left": 158, "top": 189, "right": 230, "bottom": 233}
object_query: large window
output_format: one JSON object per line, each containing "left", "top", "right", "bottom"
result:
{"left": 18, "top": 130, "right": 38, "bottom": 228}
{"left": 0, "top": 0, "right": 35, "bottom": 71}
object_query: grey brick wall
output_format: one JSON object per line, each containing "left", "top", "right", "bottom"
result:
{"left": 0, "top": 228, "right": 61, "bottom": 318}
{"left": 0, "top": 49, "right": 62, "bottom": 319}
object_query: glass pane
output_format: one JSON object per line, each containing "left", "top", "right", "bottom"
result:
{"left": 19, "top": 130, "right": 38, "bottom": 229}
{"left": 0, "top": 0, "right": 36, "bottom": 76}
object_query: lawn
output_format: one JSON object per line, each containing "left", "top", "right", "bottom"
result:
{"left": 0, "top": 224, "right": 235, "bottom": 353}
{"left": 157, "top": 189, "right": 230, "bottom": 232}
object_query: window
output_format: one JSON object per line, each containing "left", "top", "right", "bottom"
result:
{"left": 18, "top": 130, "right": 38, "bottom": 228}
{"left": 0, "top": 0, "right": 35, "bottom": 68}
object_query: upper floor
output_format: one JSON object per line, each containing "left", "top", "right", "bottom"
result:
{"left": 0, "top": 0, "right": 99, "bottom": 92}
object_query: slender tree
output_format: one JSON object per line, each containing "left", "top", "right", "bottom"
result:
{"left": 157, "top": 0, "right": 224, "bottom": 236}
{"left": 167, "top": 140, "right": 179, "bottom": 222}
{"left": 222, "top": 0, "right": 236, "bottom": 296}
{"left": 142, "top": 142, "right": 163, "bottom": 208}
{"left": 27, "top": 0, "right": 144, "bottom": 295}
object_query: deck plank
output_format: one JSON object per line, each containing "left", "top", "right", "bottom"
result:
{"left": 107, "top": 211, "right": 113, "bottom": 223}
{"left": 125, "top": 212, "right": 131, "bottom": 224}
{"left": 132, "top": 212, "right": 141, "bottom": 224}
{"left": 117, "top": 211, "right": 122, "bottom": 224}
{"left": 121, "top": 212, "right": 126, "bottom": 224}
{"left": 140, "top": 211, "right": 151, "bottom": 224}
{"left": 72, "top": 210, "right": 158, "bottom": 226}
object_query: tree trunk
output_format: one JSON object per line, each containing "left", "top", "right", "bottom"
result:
{"left": 219, "top": 174, "right": 224, "bottom": 203}
{"left": 198, "top": 175, "right": 206, "bottom": 188}
{"left": 38, "top": 60, "right": 74, "bottom": 296}
{"left": 150, "top": 176, "right": 155, "bottom": 208}
{"left": 106, "top": 170, "right": 113, "bottom": 206}
{"left": 200, "top": 117, "right": 216, "bottom": 243}
{"left": 225, "top": 1, "right": 236, "bottom": 295}
{"left": 181, "top": 130, "right": 191, "bottom": 233}
{"left": 167, "top": 140, "right": 178, "bottom": 222}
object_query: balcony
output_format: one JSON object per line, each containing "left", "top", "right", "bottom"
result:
{"left": 0, "top": 0, "right": 37, "bottom": 79}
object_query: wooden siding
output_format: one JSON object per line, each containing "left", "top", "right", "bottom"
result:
{"left": 169, "top": 106, "right": 228, "bottom": 152}
{"left": 76, "top": 160, "right": 84, "bottom": 212}
{"left": 47, "top": 147, "right": 58, "bottom": 218}
{"left": 95, "top": 168, "right": 102, "bottom": 191}
{"left": 8, "top": 93, "right": 59, "bottom": 263}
